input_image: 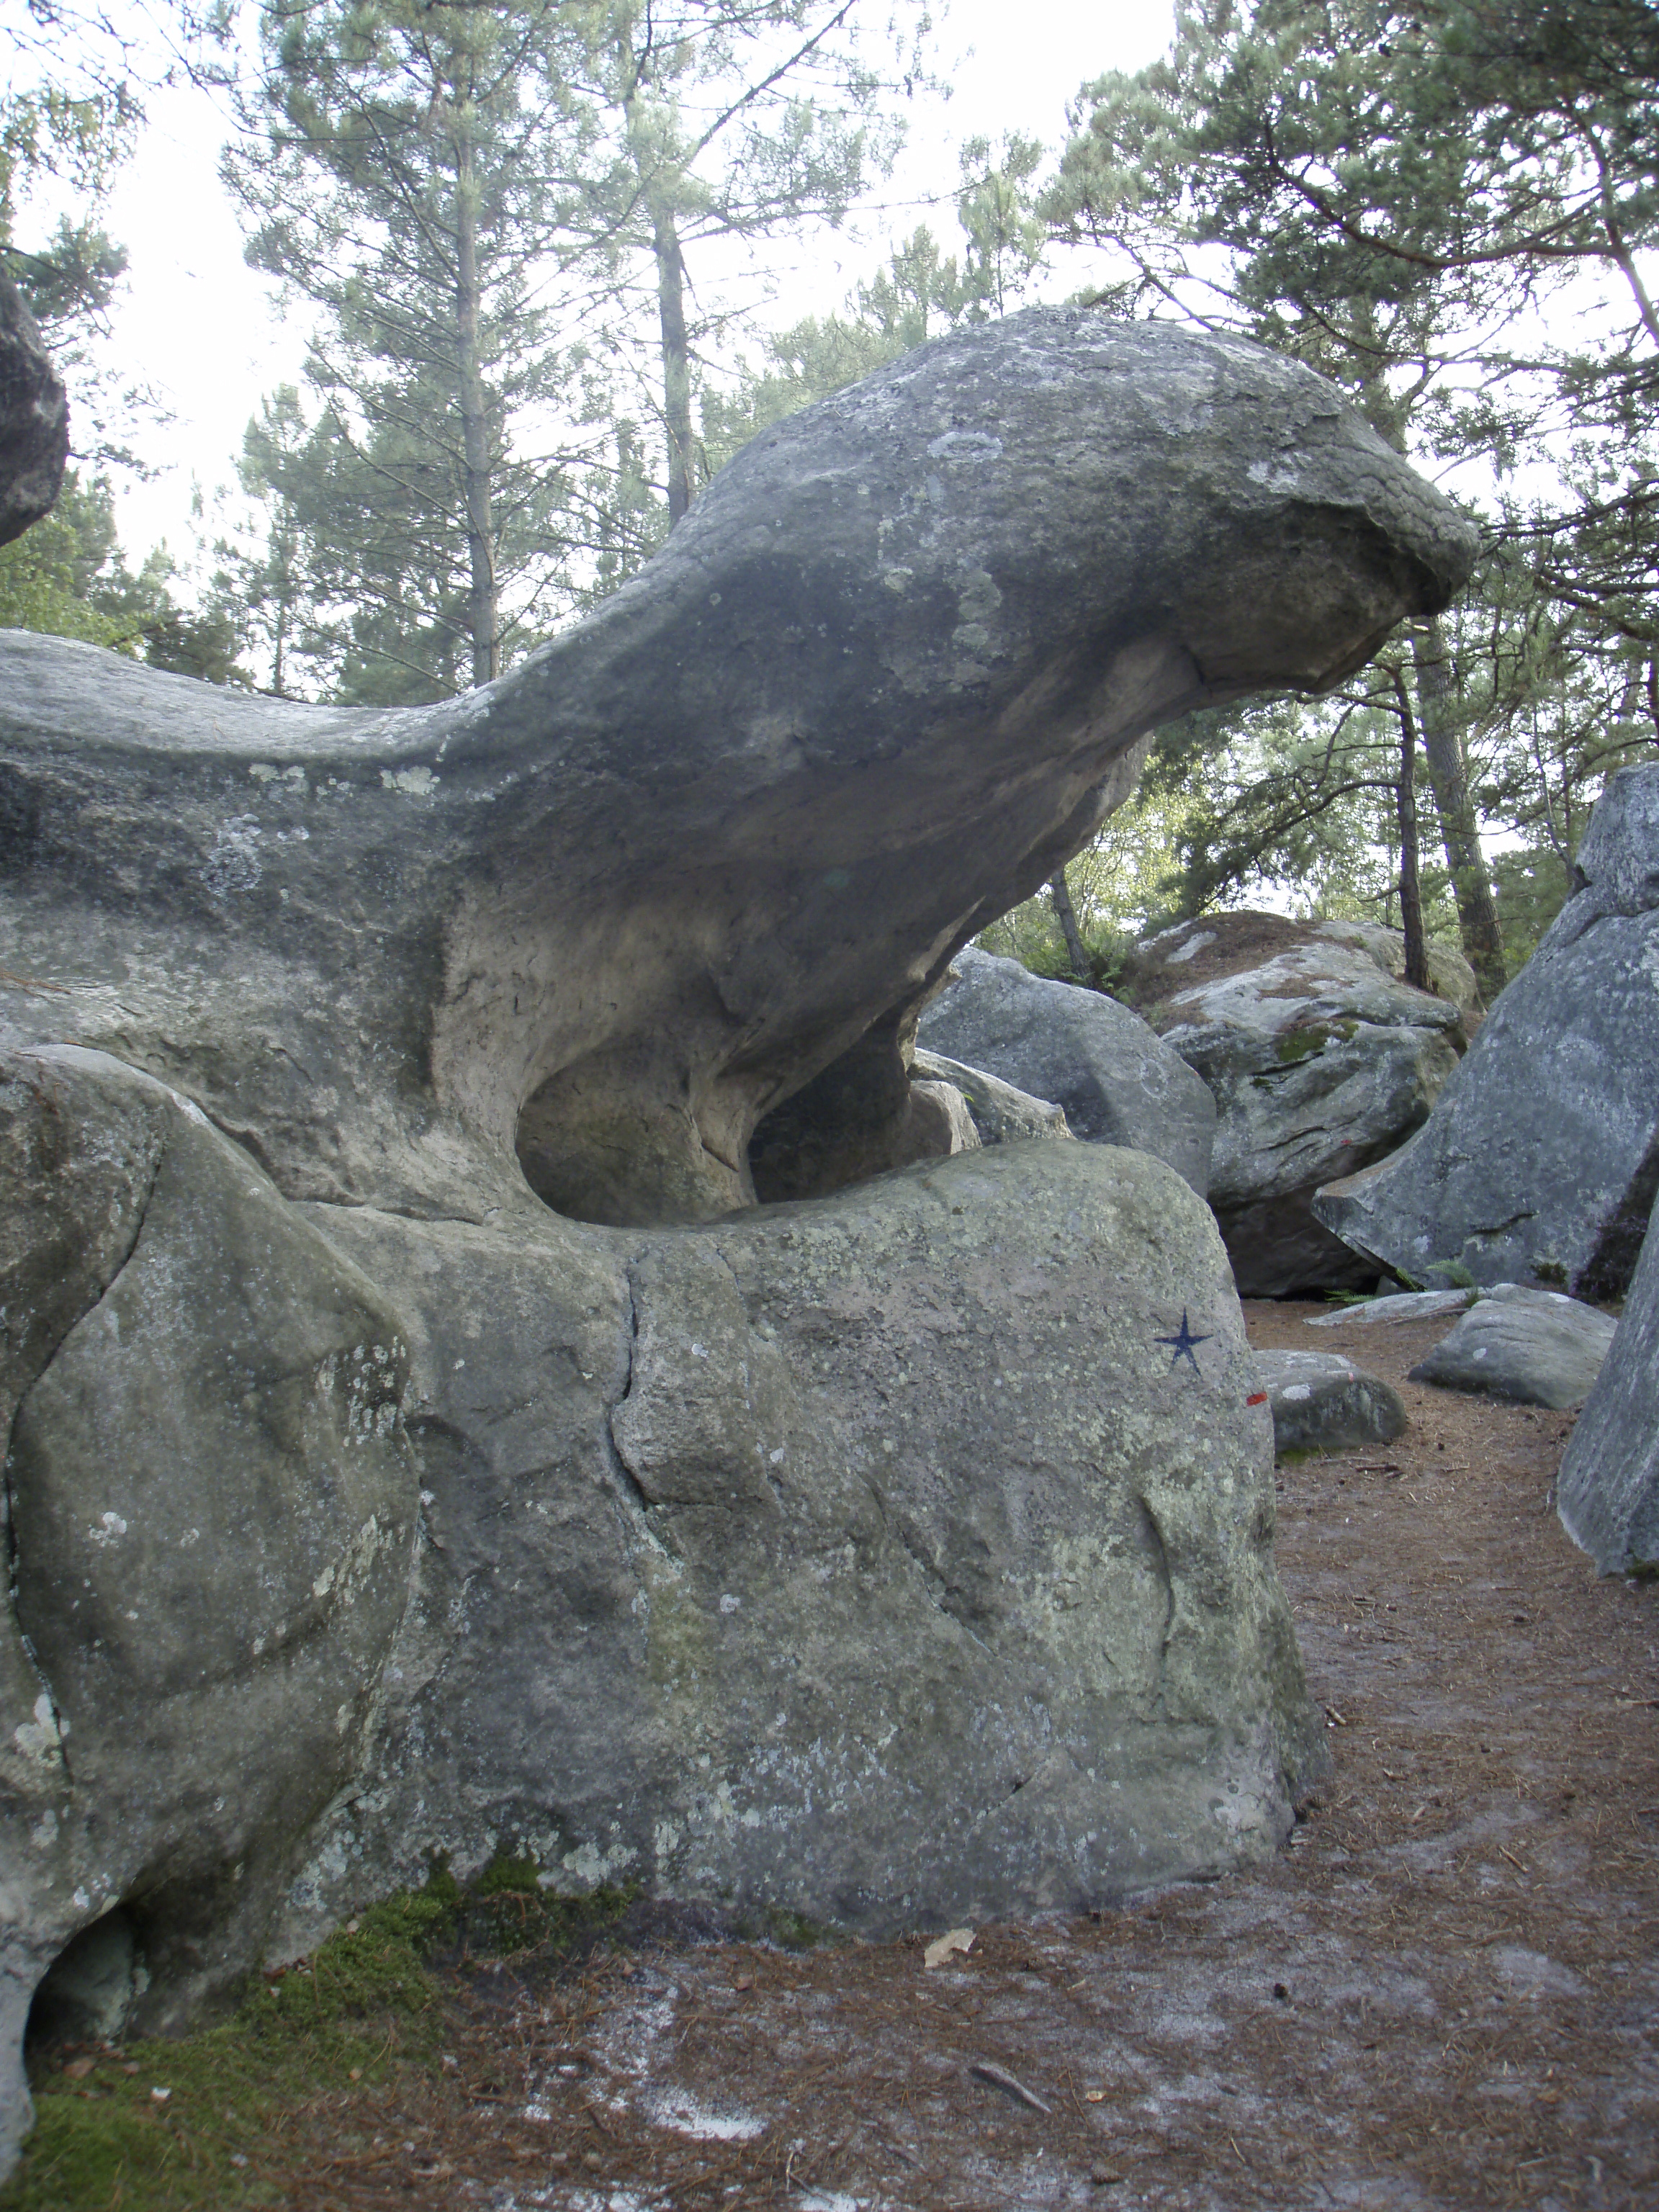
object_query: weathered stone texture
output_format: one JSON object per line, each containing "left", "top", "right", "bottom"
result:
{"left": 1120, "top": 914, "right": 1468, "bottom": 1295}
{"left": 274, "top": 1142, "right": 1323, "bottom": 1955}
{"left": 0, "top": 310, "right": 1475, "bottom": 2167}
{"left": 0, "top": 1045, "right": 415, "bottom": 2165}
{"left": 917, "top": 947, "right": 1215, "bottom": 1195}
{"left": 1314, "top": 766, "right": 1659, "bottom": 1300}
{"left": 1557, "top": 1219, "right": 1659, "bottom": 1574}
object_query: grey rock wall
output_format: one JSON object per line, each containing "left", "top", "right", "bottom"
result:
{"left": 1556, "top": 1215, "right": 1659, "bottom": 1574}
{"left": 1314, "top": 766, "right": 1659, "bottom": 1300}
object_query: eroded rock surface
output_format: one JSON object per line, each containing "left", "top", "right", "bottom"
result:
{"left": 1315, "top": 767, "right": 1659, "bottom": 1299}
{"left": 1, "top": 310, "right": 1473, "bottom": 1232}
{"left": 1407, "top": 1286, "right": 1616, "bottom": 1411}
{"left": 917, "top": 946, "right": 1216, "bottom": 1195}
{"left": 1119, "top": 914, "right": 1471, "bottom": 1295}
{"left": 1557, "top": 1218, "right": 1659, "bottom": 1574}
{"left": 1251, "top": 1349, "right": 1406, "bottom": 1457}
{"left": 0, "top": 310, "right": 1474, "bottom": 2163}
{"left": 0, "top": 1045, "right": 415, "bottom": 2165}
{"left": 268, "top": 1143, "right": 1323, "bottom": 1963}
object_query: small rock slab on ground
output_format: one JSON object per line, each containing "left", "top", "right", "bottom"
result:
{"left": 1305, "top": 1287, "right": 1476, "bottom": 1327}
{"left": 1251, "top": 1349, "right": 1407, "bottom": 1457}
{"left": 1557, "top": 1217, "right": 1659, "bottom": 1575}
{"left": 1407, "top": 1287, "right": 1617, "bottom": 1410}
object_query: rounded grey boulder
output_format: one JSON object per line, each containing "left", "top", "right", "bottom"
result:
{"left": 1251, "top": 1349, "right": 1407, "bottom": 1457}
{"left": 1406, "top": 1287, "right": 1617, "bottom": 1410}
{"left": 917, "top": 946, "right": 1216, "bottom": 1195}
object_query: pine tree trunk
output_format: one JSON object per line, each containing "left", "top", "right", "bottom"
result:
{"left": 455, "top": 136, "right": 498, "bottom": 687}
{"left": 1389, "top": 670, "right": 1429, "bottom": 992}
{"left": 654, "top": 204, "right": 694, "bottom": 527}
{"left": 1411, "top": 616, "right": 1505, "bottom": 1002}
{"left": 1049, "top": 868, "right": 1090, "bottom": 984}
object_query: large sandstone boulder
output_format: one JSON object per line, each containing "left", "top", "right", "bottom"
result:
{"left": 1315, "top": 766, "right": 1659, "bottom": 1299}
{"left": 0, "top": 309, "right": 1473, "bottom": 1234}
{"left": 0, "top": 1045, "right": 415, "bottom": 2161}
{"left": 916, "top": 945, "right": 1216, "bottom": 1195}
{"left": 0, "top": 274, "right": 68, "bottom": 547}
{"left": 1118, "top": 914, "right": 1470, "bottom": 1295}
{"left": 1557, "top": 1218, "right": 1659, "bottom": 1574}
{"left": 0, "top": 308, "right": 1473, "bottom": 2167}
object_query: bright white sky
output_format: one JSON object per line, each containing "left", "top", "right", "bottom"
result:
{"left": 22, "top": 0, "right": 1177, "bottom": 573}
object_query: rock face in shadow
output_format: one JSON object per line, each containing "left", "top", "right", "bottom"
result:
{"left": 0, "top": 309, "right": 1474, "bottom": 2167}
{"left": 1557, "top": 1219, "right": 1659, "bottom": 1574}
{"left": 1120, "top": 914, "right": 1471, "bottom": 1295}
{"left": 1315, "top": 768, "right": 1659, "bottom": 1300}
{"left": 0, "top": 275, "right": 68, "bottom": 548}
{"left": 917, "top": 947, "right": 1216, "bottom": 1195}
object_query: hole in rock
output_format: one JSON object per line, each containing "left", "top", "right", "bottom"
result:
{"left": 515, "top": 1011, "right": 974, "bottom": 1224}
{"left": 27, "top": 1905, "right": 145, "bottom": 2051}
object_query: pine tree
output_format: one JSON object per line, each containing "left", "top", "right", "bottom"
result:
{"left": 1044, "top": 0, "right": 1659, "bottom": 996}
{"left": 225, "top": 0, "right": 607, "bottom": 698}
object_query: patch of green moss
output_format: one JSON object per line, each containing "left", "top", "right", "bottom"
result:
{"left": 1269, "top": 1019, "right": 1359, "bottom": 1069}
{"left": 1533, "top": 1258, "right": 1568, "bottom": 1288}
{"left": 730, "top": 1902, "right": 836, "bottom": 1951}
{"left": 4, "top": 1877, "right": 457, "bottom": 2212}
{"left": 453, "top": 1850, "right": 639, "bottom": 1961}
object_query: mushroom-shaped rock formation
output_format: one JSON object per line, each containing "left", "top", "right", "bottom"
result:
{"left": 1, "top": 310, "right": 1473, "bottom": 1230}
{"left": 0, "top": 310, "right": 1474, "bottom": 2172}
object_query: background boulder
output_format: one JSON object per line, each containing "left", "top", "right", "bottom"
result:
{"left": 917, "top": 945, "right": 1215, "bottom": 1195}
{"left": 1251, "top": 1349, "right": 1407, "bottom": 1456}
{"left": 1118, "top": 913, "right": 1468, "bottom": 1295}
{"left": 910, "top": 1047, "right": 1072, "bottom": 1146}
{"left": 1556, "top": 1218, "right": 1659, "bottom": 1575}
{"left": 1315, "top": 766, "right": 1659, "bottom": 1300}
{"left": 1406, "top": 1286, "right": 1617, "bottom": 1410}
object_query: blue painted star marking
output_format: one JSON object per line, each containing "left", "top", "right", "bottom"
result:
{"left": 1155, "top": 1308, "right": 1211, "bottom": 1372}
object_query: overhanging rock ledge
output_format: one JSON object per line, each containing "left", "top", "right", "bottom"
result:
{"left": 0, "top": 307, "right": 1475, "bottom": 2172}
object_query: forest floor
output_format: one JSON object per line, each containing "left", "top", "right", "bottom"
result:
{"left": 16, "top": 1303, "right": 1659, "bottom": 2212}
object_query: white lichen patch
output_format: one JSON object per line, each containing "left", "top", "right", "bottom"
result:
{"left": 380, "top": 765, "right": 438, "bottom": 798}
{"left": 14, "top": 1692, "right": 66, "bottom": 1767}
